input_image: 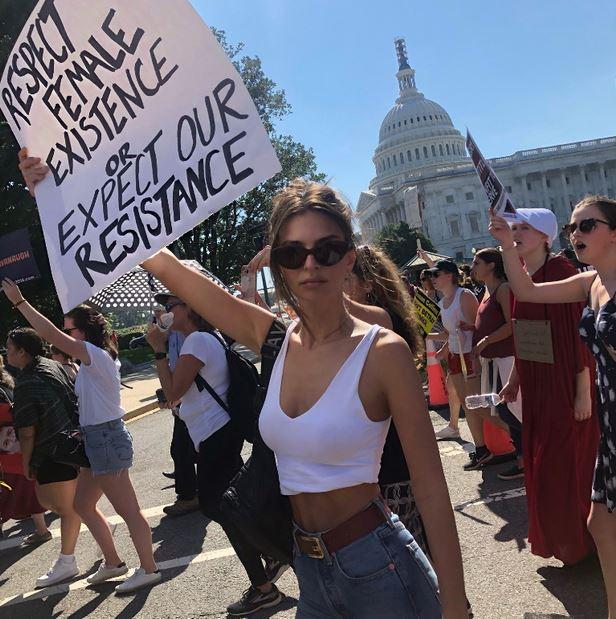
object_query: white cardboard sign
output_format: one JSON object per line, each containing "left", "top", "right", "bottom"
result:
{"left": 466, "top": 130, "right": 517, "bottom": 220}
{"left": 0, "top": 0, "right": 281, "bottom": 311}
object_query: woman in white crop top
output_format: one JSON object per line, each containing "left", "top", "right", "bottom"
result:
{"left": 142, "top": 179, "right": 467, "bottom": 617}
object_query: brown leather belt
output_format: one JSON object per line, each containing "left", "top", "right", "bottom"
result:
{"left": 294, "top": 501, "right": 390, "bottom": 559}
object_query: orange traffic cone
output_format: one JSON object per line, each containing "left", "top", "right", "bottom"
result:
{"left": 483, "top": 418, "right": 515, "bottom": 456}
{"left": 425, "top": 339, "right": 448, "bottom": 407}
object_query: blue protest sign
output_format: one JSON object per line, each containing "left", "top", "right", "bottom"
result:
{"left": 0, "top": 228, "right": 40, "bottom": 284}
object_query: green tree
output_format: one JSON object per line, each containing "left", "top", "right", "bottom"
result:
{"left": 0, "top": 0, "right": 61, "bottom": 338}
{"left": 0, "top": 7, "right": 324, "bottom": 338}
{"left": 169, "top": 28, "right": 325, "bottom": 281}
{"left": 374, "top": 222, "right": 435, "bottom": 267}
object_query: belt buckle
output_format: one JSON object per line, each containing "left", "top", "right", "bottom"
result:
{"left": 299, "top": 534, "right": 325, "bottom": 559}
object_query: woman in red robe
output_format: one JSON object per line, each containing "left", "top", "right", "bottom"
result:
{"left": 500, "top": 208, "right": 600, "bottom": 564}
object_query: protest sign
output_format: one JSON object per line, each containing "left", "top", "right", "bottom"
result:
{"left": 413, "top": 288, "right": 440, "bottom": 335}
{"left": 0, "top": 228, "right": 40, "bottom": 284}
{"left": 0, "top": 1, "right": 281, "bottom": 311}
{"left": 466, "top": 131, "right": 517, "bottom": 220}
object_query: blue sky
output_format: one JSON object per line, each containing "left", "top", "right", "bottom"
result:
{"left": 194, "top": 0, "right": 616, "bottom": 208}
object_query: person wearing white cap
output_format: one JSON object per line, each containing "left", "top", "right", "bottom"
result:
{"left": 488, "top": 207, "right": 600, "bottom": 567}
{"left": 491, "top": 196, "right": 616, "bottom": 616}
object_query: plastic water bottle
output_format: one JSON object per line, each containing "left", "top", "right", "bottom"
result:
{"left": 465, "top": 393, "right": 502, "bottom": 409}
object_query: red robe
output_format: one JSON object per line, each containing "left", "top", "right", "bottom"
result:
{"left": 513, "top": 256, "right": 600, "bottom": 564}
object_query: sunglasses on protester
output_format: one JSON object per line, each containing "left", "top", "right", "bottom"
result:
{"left": 562, "top": 218, "right": 611, "bottom": 236}
{"left": 62, "top": 327, "right": 79, "bottom": 335}
{"left": 164, "top": 301, "right": 185, "bottom": 312}
{"left": 271, "top": 239, "right": 351, "bottom": 270}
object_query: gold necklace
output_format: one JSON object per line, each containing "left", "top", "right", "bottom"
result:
{"left": 301, "top": 313, "right": 352, "bottom": 345}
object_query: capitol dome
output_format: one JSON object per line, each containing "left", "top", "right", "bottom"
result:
{"left": 372, "top": 39, "right": 467, "bottom": 180}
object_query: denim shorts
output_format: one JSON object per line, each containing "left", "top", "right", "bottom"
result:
{"left": 293, "top": 510, "right": 441, "bottom": 618}
{"left": 81, "top": 419, "right": 133, "bottom": 475}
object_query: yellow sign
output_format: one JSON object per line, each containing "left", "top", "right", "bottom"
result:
{"left": 413, "top": 288, "right": 440, "bottom": 335}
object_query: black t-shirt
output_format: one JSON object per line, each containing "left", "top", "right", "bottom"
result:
{"left": 13, "top": 357, "right": 75, "bottom": 467}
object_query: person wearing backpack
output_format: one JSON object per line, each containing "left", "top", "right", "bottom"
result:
{"left": 146, "top": 295, "right": 285, "bottom": 616}
{"left": 6, "top": 328, "right": 81, "bottom": 586}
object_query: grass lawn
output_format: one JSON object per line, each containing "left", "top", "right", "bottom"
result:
{"left": 119, "top": 347, "right": 154, "bottom": 366}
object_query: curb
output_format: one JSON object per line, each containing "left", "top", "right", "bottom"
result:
{"left": 124, "top": 401, "right": 160, "bottom": 423}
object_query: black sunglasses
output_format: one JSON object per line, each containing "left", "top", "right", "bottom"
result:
{"left": 562, "top": 218, "right": 610, "bottom": 236}
{"left": 164, "top": 301, "right": 184, "bottom": 312}
{"left": 271, "top": 239, "right": 351, "bottom": 270}
{"left": 63, "top": 327, "right": 79, "bottom": 335}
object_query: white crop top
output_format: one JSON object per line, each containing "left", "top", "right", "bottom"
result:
{"left": 259, "top": 321, "right": 390, "bottom": 496}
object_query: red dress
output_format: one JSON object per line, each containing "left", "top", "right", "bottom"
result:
{"left": 513, "top": 256, "right": 600, "bottom": 564}
{"left": 0, "top": 400, "right": 44, "bottom": 521}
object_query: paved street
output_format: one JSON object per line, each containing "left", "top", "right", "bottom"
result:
{"left": 0, "top": 404, "right": 607, "bottom": 618}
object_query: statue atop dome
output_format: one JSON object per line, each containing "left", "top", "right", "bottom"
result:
{"left": 394, "top": 37, "right": 417, "bottom": 95}
{"left": 394, "top": 37, "right": 410, "bottom": 71}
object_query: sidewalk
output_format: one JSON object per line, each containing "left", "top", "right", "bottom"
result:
{"left": 120, "top": 364, "right": 162, "bottom": 421}
{"left": 120, "top": 346, "right": 261, "bottom": 421}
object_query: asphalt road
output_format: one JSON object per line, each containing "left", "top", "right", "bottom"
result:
{"left": 0, "top": 408, "right": 607, "bottom": 618}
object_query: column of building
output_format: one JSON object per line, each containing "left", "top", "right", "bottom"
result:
{"left": 560, "top": 171, "right": 570, "bottom": 213}
{"left": 599, "top": 163, "right": 609, "bottom": 195}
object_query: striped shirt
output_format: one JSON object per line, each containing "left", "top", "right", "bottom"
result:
{"left": 13, "top": 357, "right": 75, "bottom": 467}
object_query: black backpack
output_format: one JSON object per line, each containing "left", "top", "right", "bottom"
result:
{"left": 193, "top": 331, "right": 263, "bottom": 443}
{"left": 220, "top": 319, "right": 293, "bottom": 564}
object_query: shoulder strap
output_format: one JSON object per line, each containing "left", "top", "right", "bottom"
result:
{"left": 260, "top": 319, "right": 287, "bottom": 388}
{"left": 194, "top": 372, "right": 229, "bottom": 413}
{"left": 192, "top": 330, "right": 230, "bottom": 413}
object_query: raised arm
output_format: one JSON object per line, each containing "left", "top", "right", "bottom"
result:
{"left": 1, "top": 279, "right": 89, "bottom": 364}
{"left": 417, "top": 248, "right": 435, "bottom": 268}
{"left": 489, "top": 211, "right": 592, "bottom": 303}
{"left": 377, "top": 335, "right": 467, "bottom": 617}
{"left": 142, "top": 250, "right": 275, "bottom": 353}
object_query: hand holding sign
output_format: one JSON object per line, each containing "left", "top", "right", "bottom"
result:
{"left": 1, "top": 0, "right": 281, "bottom": 312}
{"left": 488, "top": 209, "right": 516, "bottom": 249}
{"left": 18, "top": 148, "right": 48, "bottom": 197}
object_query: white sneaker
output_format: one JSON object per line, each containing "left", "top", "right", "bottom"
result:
{"left": 115, "top": 568, "right": 161, "bottom": 594}
{"left": 435, "top": 425, "right": 460, "bottom": 440}
{"left": 87, "top": 562, "right": 129, "bottom": 584}
{"left": 36, "top": 556, "right": 79, "bottom": 588}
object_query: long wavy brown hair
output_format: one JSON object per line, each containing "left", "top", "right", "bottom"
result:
{"left": 268, "top": 178, "right": 354, "bottom": 326}
{"left": 353, "top": 245, "right": 422, "bottom": 356}
{"left": 65, "top": 305, "right": 118, "bottom": 360}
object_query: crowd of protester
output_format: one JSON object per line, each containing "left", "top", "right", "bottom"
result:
{"left": 0, "top": 150, "right": 613, "bottom": 617}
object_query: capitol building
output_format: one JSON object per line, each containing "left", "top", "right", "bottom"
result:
{"left": 357, "top": 38, "right": 616, "bottom": 262}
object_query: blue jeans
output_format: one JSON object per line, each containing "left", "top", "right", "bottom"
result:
{"left": 293, "top": 510, "right": 441, "bottom": 618}
{"left": 81, "top": 419, "right": 133, "bottom": 475}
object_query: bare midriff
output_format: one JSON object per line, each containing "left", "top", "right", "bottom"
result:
{"left": 290, "top": 482, "right": 381, "bottom": 532}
